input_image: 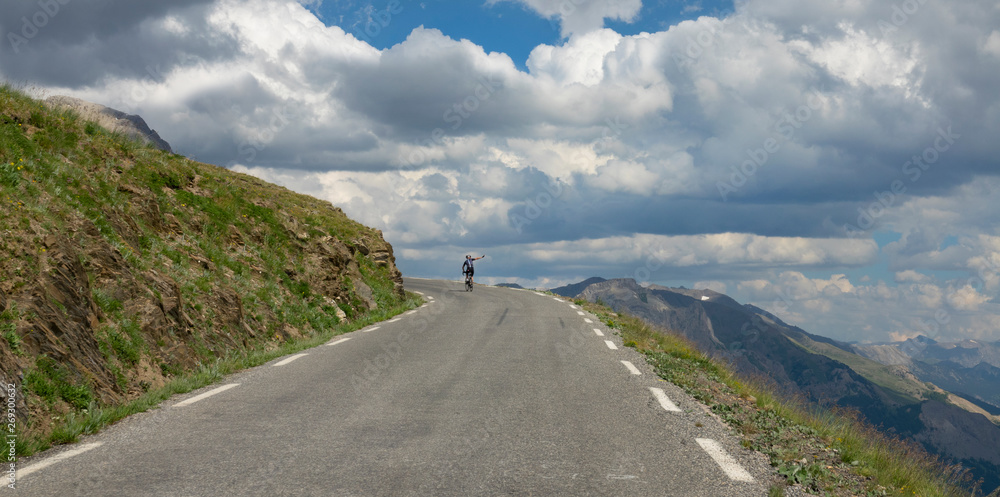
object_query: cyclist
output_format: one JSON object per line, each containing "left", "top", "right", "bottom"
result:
{"left": 462, "top": 254, "right": 485, "bottom": 287}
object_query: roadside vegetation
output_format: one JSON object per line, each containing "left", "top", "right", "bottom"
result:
{"left": 568, "top": 296, "right": 980, "bottom": 496}
{"left": 15, "top": 292, "right": 422, "bottom": 458}
{"left": 0, "top": 83, "right": 420, "bottom": 458}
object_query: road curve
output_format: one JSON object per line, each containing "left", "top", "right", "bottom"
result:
{"left": 10, "top": 278, "right": 772, "bottom": 496}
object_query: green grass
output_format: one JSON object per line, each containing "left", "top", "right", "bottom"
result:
{"left": 92, "top": 288, "right": 124, "bottom": 315}
{"left": 19, "top": 291, "right": 423, "bottom": 456}
{"left": 23, "top": 356, "right": 95, "bottom": 411}
{"left": 574, "top": 298, "right": 973, "bottom": 497}
{"left": 1, "top": 303, "right": 22, "bottom": 354}
{"left": 782, "top": 330, "right": 931, "bottom": 403}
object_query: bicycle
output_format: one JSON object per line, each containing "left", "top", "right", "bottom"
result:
{"left": 461, "top": 254, "right": 484, "bottom": 292}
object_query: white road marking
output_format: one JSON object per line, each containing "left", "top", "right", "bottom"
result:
{"left": 606, "top": 474, "right": 638, "bottom": 480}
{"left": 584, "top": 318, "right": 593, "bottom": 324}
{"left": 16, "top": 442, "right": 103, "bottom": 478}
{"left": 649, "top": 387, "right": 681, "bottom": 412}
{"left": 273, "top": 353, "right": 308, "bottom": 366}
{"left": 604, "top": 340, "right": 618, "bottom": 350}
{"left": 413, "top": 291, "right": 425, "bottom": 295}
{"left": 363, "top": 326, "right": 381, "bottom": 333}
{"left": 569, "top": 305, "right": 578, "bottom": 309}
{"left": 405, "top": 310, "right": 417, "bottom": 315}
{"left": 326, "top": 337, "right": 353, "bottom": 345}
{"left": 388, "top": 317, "right": 401, "bottom": 323}
{"left": 427, "top": 296, "right": 434, "bottom": 300}
{"left": 593, "top": 328, "right": 604, "bottom": 336}
{"left": 696, "top": 438, "right": 755, "bottom": 482}
{"left": 620, "top": 361, "right": 642, "bottom": 375}
{"left": 576, "top": 311, "right": 585, "bottom": 316}
{"left": 174, "top": 383, "right": 240, "bottom": 407}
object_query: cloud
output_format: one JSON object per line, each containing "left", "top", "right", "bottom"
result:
{"left": 491, "top": 0, "right": 643, "bottom": 37}
{"left": 947, "top": 285, "right": 991, "bottom": 311}
{"left": 734, "top": 270, "right": 1000, "bottom": 343}
{"left": 396, "top": 234, "right": 877, "bottom": 278}
{"left": 888, "top": 330, "right": 922, "bottom": 342}
{"left": 682, "top": 3, "right": 703, "bottom": 15}
{"left": 3, "top": 0, "right": 1000, "bottom": 344}
{"left": 894, "top": 270, "right": 930, "bottom": 283}
{"left": 694, "top": 280, "right": 727, "bottom": 293}
{"left": 1, "top": 0, "right": 226, "bottom": 87}
{"left": 985, "top": 31, "right": 1000, "bottom": 57}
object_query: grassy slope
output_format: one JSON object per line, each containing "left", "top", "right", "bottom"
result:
{"left": 781, "top": 330, "right": 930, "bottom": 404}
{"left": 783, "top": 329, "right": 1000, "bottom": 424}
{"left": 561, "top": 295, "right": 977, "bottom": 496}
{"left": 0, "top": 85, "right": 421, "bottom": 456}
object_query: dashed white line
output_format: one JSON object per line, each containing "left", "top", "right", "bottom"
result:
{"left": 584, "top": 318, "right": 593, "bottom": 324}
{"left": 273, "top": 353, "right": 308, "bottom": 367}
{"left": 326, "top": 337, "right": 353, "bottom": 345}
{"left": 569, "top": 305, "right": 578, "bottom": 309}
{"left": 174, "top": 383, "right": 240, "bottom": 407}
{"left": 16, "top": 442, "right": 103, "bottom": 479}
{"left": 552, "top": 297, "right": 562, "bottom": 301}
{"left": 604, "top": 340, "right": 618, "bottom": 350}
{"left": 388, "top": 317, "right": 402, "bottom": 323}
{"left": 427, "top": 296, "right": 434, "bottom": 300}
{"left": 576, "top": 311, "right": 585, "bottom": 316}
{"left": 649, "top": 387, "right": 681, "bottom": 412}
{"left": 620, "top": 361, "right": 642, "bottom": 375}
{"left": 696, "top": 438, "right": 755, "bottom": 482}
{"left": 361, "top": 326, "right": 380, "bottom": 333}
{"left": 413, "top": 291, "right": 425, "bottom": 295}
{"left": 593, "top": 328, "right": 604, "bottom": 336}
{"left": 405, "top": 310, "right": 417, "bottom": 315}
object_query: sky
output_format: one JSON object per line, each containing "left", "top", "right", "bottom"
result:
{"left": 2, "top": 0, "right": 1000, "bottom": 344}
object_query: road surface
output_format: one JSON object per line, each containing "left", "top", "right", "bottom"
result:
{"left": 11, "top": 278, "right": 772, "bottom": 496}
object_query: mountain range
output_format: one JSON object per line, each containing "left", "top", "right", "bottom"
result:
{"left": 552, "top": 277, "right": 1000, "bottom": 494}
{"left": 852, "top": 338, "right": 1000, "bottom": 414}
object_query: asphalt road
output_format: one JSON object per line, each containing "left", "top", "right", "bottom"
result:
{"left": 10, "top": 278, "right": 772, "bottom": 496}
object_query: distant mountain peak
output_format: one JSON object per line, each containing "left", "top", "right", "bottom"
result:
{"left": 46, "top": 95, "right": 172, "bottom": 152}
{"left": 548, "top": 276, "right": 608, "bottom": 297}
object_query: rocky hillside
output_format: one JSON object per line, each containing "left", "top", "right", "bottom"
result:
{"left": 0, "top": 86, "right": 406, "bottom": 445}
{"left": 562, "top": 277, "right": 1000, "bottom": 494}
